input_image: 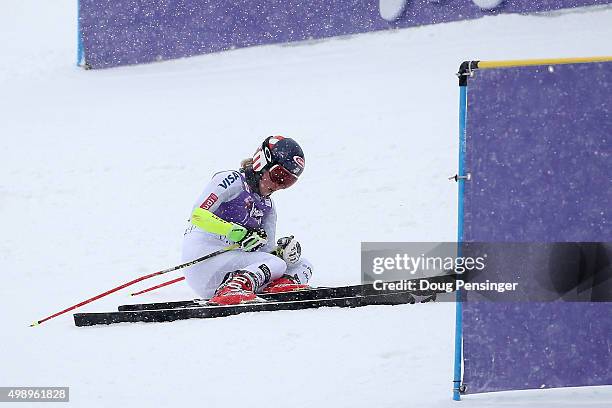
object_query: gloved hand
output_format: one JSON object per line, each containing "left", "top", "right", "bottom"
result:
{"left": 274, "top": 235, "right": 301, "bottom": 264}
{"left": 226, "top": 224, "right": 268, "bottom": 252}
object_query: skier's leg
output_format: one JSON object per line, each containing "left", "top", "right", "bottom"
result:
{"left": 205, "top": 252, "right": 287, "bottom": 304}
{"left": 182, "top": 233, "right": 233, "bottom": 298}
{"left": 285, "top": 258, "right": 314, "bottom": 285}
{"left": 182, "top": 231, "right": 287, "bottom": 299}
{"left": 261, "top": 258, "right": 314, "bottom": 293}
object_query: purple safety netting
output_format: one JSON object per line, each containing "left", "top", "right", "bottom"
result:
{"left": 461, "top": 61, "right": 612, "bottom": 394}
{"left": 78, "top": 0, "right": 612, "bottom": 68}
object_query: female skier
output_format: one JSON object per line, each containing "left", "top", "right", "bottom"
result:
{"left": 182, "top": 136, "right": 313, "bottom": 305}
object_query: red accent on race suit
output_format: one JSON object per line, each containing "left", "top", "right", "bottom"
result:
{"left": 200, "top": 193, "right": 219, "bottom": 210}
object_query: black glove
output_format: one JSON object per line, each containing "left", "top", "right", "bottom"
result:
{"left": 238, "top": 228, "right": 268, "bottom": 252}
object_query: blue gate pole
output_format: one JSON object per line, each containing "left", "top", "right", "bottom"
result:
{"left": 76, "top": 0, "right": 83, "bottom": 66}
{"left": 453, "top": 84, "right": 468, "bottom": 401}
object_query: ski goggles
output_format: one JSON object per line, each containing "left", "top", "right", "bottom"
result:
{"left": 268, "top": 164, "right": 299, "bottom": 188}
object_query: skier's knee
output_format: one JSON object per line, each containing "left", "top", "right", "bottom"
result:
{"left": 244, "top": 254, "right": 287, "bottom": 287}
{"left": 286, "top": 258, "right": 313, "bottom": 284}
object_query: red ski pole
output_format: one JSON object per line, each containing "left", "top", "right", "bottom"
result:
{"left": 130, "top": 276, "right": 185, "bottom": 296}
{"left": 30, "top": 244, "right": 238, "bottom": 326}
{"left": 130, "top": 243, "right": 287, "bottom": 296}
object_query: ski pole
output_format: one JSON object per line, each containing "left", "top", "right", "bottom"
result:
{"left": 129, "top": 243, "right": 286, "bottom": 296}
{"left": 130, "top": 276, "right": 185, "bottom": 296}
{"left": 30, "top": 244, "right": 238, "bottom": 326}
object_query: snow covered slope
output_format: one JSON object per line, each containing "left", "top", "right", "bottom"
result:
{"left": 1, "top": 1, "right": 611, "bottom": 407}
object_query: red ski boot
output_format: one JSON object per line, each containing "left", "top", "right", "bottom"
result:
{"left": 208, "top": 271, "right": 264, "bottom": 305}
{"left": 262, "top": 275, "right": 310, "bottom": 294}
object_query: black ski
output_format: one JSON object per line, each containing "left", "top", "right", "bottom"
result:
{"left": 117, "top": 284, "right": 375, "bottom": 311}
{"left": 117, "top": 275, "right": 454, "bottom": 312}
{"left": 75, "top": 291, "right": 427, "bottom": 327}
